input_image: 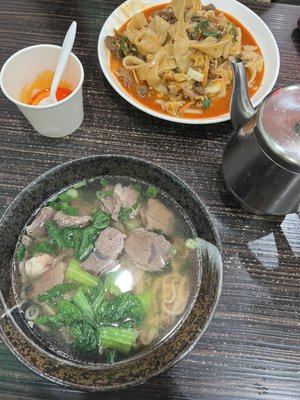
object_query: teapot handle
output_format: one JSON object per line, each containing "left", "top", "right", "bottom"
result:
{"left": 229, "top": 56, "right": 256, "bottom": 131}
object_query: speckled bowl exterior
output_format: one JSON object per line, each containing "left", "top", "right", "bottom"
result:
{"left": 0, "top": 155, "right": 222, "bottom": 391}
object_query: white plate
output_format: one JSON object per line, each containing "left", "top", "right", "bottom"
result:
{"left": 97, "top": 0, "right": 280, "bottom": 124}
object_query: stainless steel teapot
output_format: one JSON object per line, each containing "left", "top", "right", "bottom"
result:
{"left": 222, "top": 56, "right": 300, "bottom": 215}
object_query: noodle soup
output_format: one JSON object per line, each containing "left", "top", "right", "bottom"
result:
{"left": 13, "top": 176, "right": 201, "bottom": 363}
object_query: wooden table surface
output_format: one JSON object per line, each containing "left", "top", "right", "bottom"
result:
{"left": 0, "top": 1, "right": 299, "bottom": 399}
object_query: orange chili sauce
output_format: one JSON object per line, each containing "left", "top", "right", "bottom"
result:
{"left": 110, "top": 3, "right": 264, "bottom": 119}
{"left": 19, "top": 70, "right": 73, "bottom": 105}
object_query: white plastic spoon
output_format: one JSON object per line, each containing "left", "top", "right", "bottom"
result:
{"left": 38, "top": 21, "right": 77, "bottom": 106}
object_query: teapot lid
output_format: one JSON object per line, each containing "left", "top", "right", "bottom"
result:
{"left": 257, "top": 84, "right": 300, "bottom": 172}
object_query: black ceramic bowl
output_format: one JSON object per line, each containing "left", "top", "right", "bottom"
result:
{"left": 0, "top": 155, "right": 222, "bottom": 391}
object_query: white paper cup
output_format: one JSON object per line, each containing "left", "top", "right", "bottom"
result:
{"left": 0, "top": 44, "right": 84, "bottom": 138}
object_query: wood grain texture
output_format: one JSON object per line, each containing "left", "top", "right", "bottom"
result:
{"left": 0, "top": 1, "right": 299, "bottom": 399}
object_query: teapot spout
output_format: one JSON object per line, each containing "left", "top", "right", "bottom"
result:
{"left": 229, "top": 56, "right": 256, "bottom": 131}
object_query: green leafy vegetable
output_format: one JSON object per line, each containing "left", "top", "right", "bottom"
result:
{"left": 37, "top": 282, "right": 78, "bottom": 305}
{"left": 194, "top": 19, "right": 209, "bottom": 31}
{"left": 118, "top": 202, "right": 139, "bottom": 222}
{"left": 74, "top": 225, "right": 98, "bottom": 260}
{"left": 72, "top": 288, "right": 95, "bottom": 322}
{"left": 70, "top": 320, "right": 98, "bottom": 352}
{"left": 46, "top": 220, "right": 69, "bottom": 249}
{"left": 34, "top": 299, "right": 82, "bottom": 328}
{"left": 98, "top": 326, "right": 137, "bottom": 354}
{"left": 106, "top": 349, "right": 117, "bottom": 364}
{"left": 58, "top": 192, "right": 70, "bottom": 202}
{"left": 29, "top": 241, "right": 56, "bottom": 257}
{"left": 85, "top": 284, "right": 105, "bottom": 313}
{"left": 49, "top": 189, "right": 79, "bottom": 216}
{"left": 65, "top": 259, "right": 99, "bottom": 288}
{"left": 115, "top": 30, "right": 137, "bottom": 58}
{"left": 203, "top": 31, "right": 221, "bottom": 39}
{"left": 118, "top": 207, "right": 132, "bottom": 222}
{"left": 96, "top": 292, "right": 146, "bottom": 328}
{"left": 92, "top": 209, "right": 111, "bottom": 230}
{"left": 46, "top": 210, "right": 111, "bottom": 261}
{"left": 33, "top": 260, "right": 150, "bottom": 362}
{"left": 15, "top": 244, "right": 26, "bottom": 262}
{"left": 138, "top": 291, "right": 151, "bottom": 314}
{"left": 35, "top": 298, "right": 98, "bottom": 353}
{"left": 104, "top": 272, "right": 121, "bottom": 297}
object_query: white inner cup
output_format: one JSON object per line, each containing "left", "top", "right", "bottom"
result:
{"left": 0, "top": 44, "right": 84, "bottom": 138}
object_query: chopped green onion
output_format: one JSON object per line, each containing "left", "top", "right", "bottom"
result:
{"left": 202, "top": 98, "right": 211, "bottom": 109}
{"left": 185, "top": 238, "right": 198, "bottom": 250}
{"left": 145, "top": 186, "right": 158, "bottom": 198}
{"left": 203, "top": 31, "right": 221, "bottom": 39}
{"left": 170, "top": 245, "right": 177, "bottom": 256}
{"left": 66, "top": 188, "right": 79, "bottom": 199}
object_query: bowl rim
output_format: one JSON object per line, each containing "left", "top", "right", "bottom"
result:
{"left": 97, "top": 0, "right": 280, "bottom": 125}
{"left": 0, "top": 154, "right": 223, "bottom": 391}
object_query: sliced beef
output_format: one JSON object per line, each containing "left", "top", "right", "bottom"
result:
{"left": 53, "top": 211, "right": 92, "bottom": 228}
{"left": 142, "top": 198, "right": 175, "bottom": 236}
{"left": 112, "top": 184, "right": 140, "bottom": 221}
{"left": 194, "top": 83, "right": 205, "bottom": 95}
{"left": 114, "top": 184, "right": 140, "bottom": 209}
{"left": 24, "top": 254, "right": 56, "bottom": 279}
{"left": 105, "top": 34, "right": 137, "bottom": 59}
{"left": 136, "top": 84, "right": 149, "bottom": 99}
{"left": 202, "top": 3, "right": 216, "bottom": 11}
{"left": 30, "top": 261, "right": 66, "bottom": 299}
{"left": 188, "top": 30, "right": 203, "bottom": 41}
{"left": 95, "top": 227, "right": 125, "bottom": 259}
{"left": 104, "top": 36, "right": 121, "bottom": 57}
{"left": 26, "top": 207, "right": 56, "bottom": 237}
{"left": 99, "top": 195, "right": 116, "bottom": 214}
{"left": 99, "top": 184, "right": 140, "bottom": 222}
{"left": 81, "top": 227, "right": 125, "bottom": 276}
{"left": 154, "top": 7, "right": 177, "bottom": 24}
{"left": 81, "top": 253, "right": 119, "bottom": 276}
{"left": 208, "top": 70, "right": 216, "bottom": 80}
{"left": 124, "top": 228, "right": 172, "bottom": 272}
{"left": 183, "top": 87, "right": 197, "bottom": 99}
{"left": 118, "top": 66, "right": 134, "bottom": 88}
